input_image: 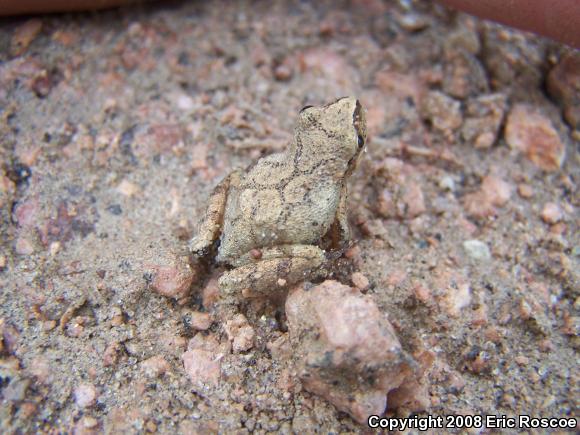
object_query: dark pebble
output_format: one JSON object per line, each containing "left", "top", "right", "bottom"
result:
{"left": 106, "top": 204, "right": 122, "bottom": 215}
{"left": 6, "top": 162, "right": 31, "bottom": 186}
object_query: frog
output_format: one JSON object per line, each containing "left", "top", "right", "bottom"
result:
{"left": 190, "top": 97, "right": 367, "bottom": 317}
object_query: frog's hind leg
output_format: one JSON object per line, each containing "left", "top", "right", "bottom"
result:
{"left": 218, "top": 245, "right": 326, "bottom": 318}
{"left": 189, "top": 170, "right": 242, "bottom": 259}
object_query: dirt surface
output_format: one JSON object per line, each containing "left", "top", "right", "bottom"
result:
{"left": 0, "top": 0, "right": 578, "bottom": 433}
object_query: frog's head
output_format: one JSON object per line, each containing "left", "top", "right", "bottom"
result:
{"left": 297, "top": 97, "right": 367, "bottom": 174}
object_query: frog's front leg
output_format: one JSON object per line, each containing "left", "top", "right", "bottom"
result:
{"left": 218, "top": 245, "right": 326, "bottom": 318}
{"left": 327, "top": 184, "right": 351, "bottom": 251}
{"left": 189, "top": 170, "right": 242, "bottom": 259}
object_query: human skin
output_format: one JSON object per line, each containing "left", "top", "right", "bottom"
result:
{"left": 0, "top": 0, "right": 578, "bottom": 48}
{"left": 437, "top": 0, "right": 580, "bottom": 48}
{"left": 0, "top": 0, "right": 143, "bottom": 15}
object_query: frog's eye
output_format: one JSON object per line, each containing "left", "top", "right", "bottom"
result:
{"left": 300, "top": 105, "right": 313, "bottom": 113}
{"left": 357, "top": 134, "right": 365, "bottom": 148}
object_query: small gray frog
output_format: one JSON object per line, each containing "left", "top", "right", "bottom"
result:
{"left": 190, "top": 97, "right": 367, "bottom": 316}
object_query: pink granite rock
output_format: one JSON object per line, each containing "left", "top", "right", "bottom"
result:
{"left": 224, "top": 314, "right": 255, "bottom": 353}
{"left": 420, "top": 90, "right": 463, "bottom": 136}
{"left": 351, "top": 272, "right": 370, "bottom": 291}
{"left": 461, "top": 93, "right": 507, "bottom": 148}
{"left": 182, "top": 334, "right": 223, "bottom": 391}
{"left": 547, "top": 52, "right": 580, "bottom": 130}
{"left": 188, "top": 311, "right": 212, "bottom": 331}
{"left": 540, "top": 202, "right": 563, "bottom": 224}
{"left": 148, "top": 254, "right": 195, "bottom": 300}
{"left": 74, "top": 383, "right": 98, "bottom": 408}
{"left": 285, "top": 280, "right": 419, "bottom": 424}
{"left": 443, "top": 49, "right": 489, "bottom": 99}
{"left": 141, "top": 355, "right": 170, "bottom": 378}
{"left": 505, "top": 104, "right": 566, "bottom": 171}
{"left": 463, "top": 174, "right": 512, "bottom": 218}
{"left": 481, "top": 175, "right": 512, "bottom": 207}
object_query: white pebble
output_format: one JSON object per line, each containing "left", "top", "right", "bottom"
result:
{"left": 463, "top": 239, "right": 491, "bottom": 261}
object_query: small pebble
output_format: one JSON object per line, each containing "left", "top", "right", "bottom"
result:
{"left": 517, "top": 183, "right": 534, "bottom": 199}
{"left": 351, "top": 272, "right": 370, "bottom": 291}
{"left": 106, "top": 204, "right": 123, "bottom": 215}
{"left": 541, "top": 202, "right": 563, "bottom": 224}
{"left": 413, "top": 284, "right": 431, "bottom": 304}
{"left": 398, "top": 13, "right": 429, "bottom": 32}
{"left": 515, "top": 355, "right": 529, "bottom": 366}
{"left": 541, "top": 395, "right": 557, "bottom": 409}
{"left": 462, "top": 240, "right": 491, "bottom": 261}
{"left": 74, "top": 383, "right": 98, "bottom": 408}
{"left": 117, "top": 179, "right": 139, "bottom": 197}
{"left": 145, "top": 420, "right": 157, "bottom": 432}
{"left": 538, "top": 338, "right": 554, "bottom": 352}
{"left": 182, "top": 348, "right": 221, "bottom": 388}
{"left": 150, "top": 259, "right": 195, "bottom": 300}
{"left": 82, "top": 416, "right": 99, "bottom": 429}
{"left": 11, "top": 19, "right": 43, "bottom": 56}
{"left": 344, "top": 245, "right": 361, "bottom": 259}
{"left": 505, "top": 104, "right": 566, "bottom": 171}
{"left": 547, "top": 52, "right": 580, "bottom": 130}
{"left": 189, "top": 311, "right": 212, "bottom": 331}
{"left": 49, "top": 241, "right": 61, "bottom": 256}
{"left": 481, "top": 175, "right": 512, "bottom": 207}
{"left": 439, "top": 176, "right": 455, "bottom": 191}
{"left": 402, "top": 181, "right": 426, "bottom": 218}
{"left": 3, "top": 378, "right": 30, "bottom": 402}
{"left": 15, "top": 236, "right": 35, "bottom": 255}
{"left": 110, "top": 313, "right": 124, "bottom": 327}
{"left": 202, "top": 277, "right": 219, "bottom": 309}
{"left": 103, "top": 341, "right": 121, "bottom": 367}
{"left": 225, "top": 314, "right": 255, "bottom": 352}
{"left": 421, "top": 90, "right": 462, "bottom": 135}
{"left": 43, "top": 320, "right": 57, "bottom": 331}
{"left": 274, "top": 64, "right": 293, "bottom": 81}
{"left": 141, "top": 355, "right": 170, "bottom": 378}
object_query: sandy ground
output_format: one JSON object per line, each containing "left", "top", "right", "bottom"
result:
{"left": 0, "top": 0, "right": 578, "bottom": 433}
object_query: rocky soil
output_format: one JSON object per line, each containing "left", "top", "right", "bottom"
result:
{"left": 0, "top": 0, "right": 578, "bottom": 433}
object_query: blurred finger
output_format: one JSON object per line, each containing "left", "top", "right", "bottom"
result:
{"left": 438, "top": 0, "right": 580, "bottom": 48}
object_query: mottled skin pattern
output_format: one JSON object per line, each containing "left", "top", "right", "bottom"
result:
{"left": 190, "top": 97, "right": 367, "bottom": 316}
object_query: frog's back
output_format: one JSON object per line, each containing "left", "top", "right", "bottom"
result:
{"left": 216, "top": 153, "right": 340, "bottom": 263}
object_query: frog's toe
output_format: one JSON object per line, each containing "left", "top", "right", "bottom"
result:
{"left": 189, "top": 238, "right": 204, "bottom": 254}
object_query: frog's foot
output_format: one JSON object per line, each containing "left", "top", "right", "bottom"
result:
{"left": 229, "top": 244, "right": 326, "bottom": 269}
{"left": 323, "top": 240, "right": 353, "bottom": 260}
{"left": 217, "top": 245, "right": 326, "bottom": 318}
